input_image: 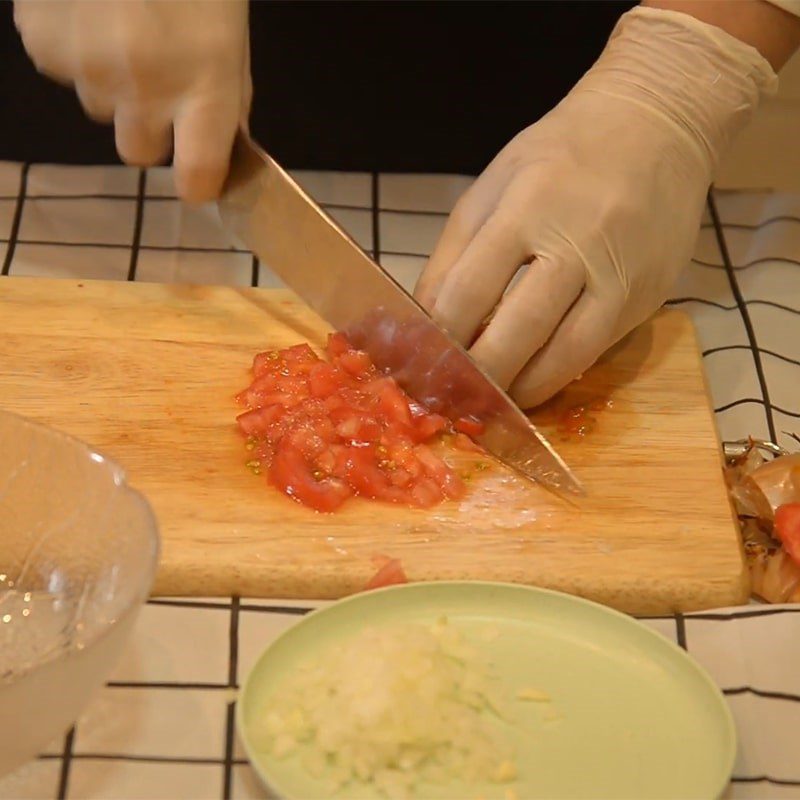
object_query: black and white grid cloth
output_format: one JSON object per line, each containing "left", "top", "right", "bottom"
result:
{"left": 0, "top": 162, "right": 799, "bottom": 800}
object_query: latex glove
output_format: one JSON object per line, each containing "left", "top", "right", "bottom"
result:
{"left": 14, "top": 0, "right": 251, "bottom": 203}
{"left": 414, "top": 7, "right": 777, "bottom": 409}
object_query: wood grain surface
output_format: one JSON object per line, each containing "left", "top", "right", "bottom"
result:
{"left": 0, "top": 276, "right": 748, "bottom": 614}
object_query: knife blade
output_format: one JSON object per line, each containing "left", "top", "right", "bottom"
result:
{"left": 217, "top": 132, "right": 583, "bottom": 498}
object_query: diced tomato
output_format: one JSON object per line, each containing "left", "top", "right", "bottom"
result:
{"left": 250, "top": 373, "right": 282, "bottom": 393}
{"left": 335, "top": 417, "right": 361, "bottom": 439}
{"left": 270, "top": 440, "right": 353, "bottom": 512}
{"left": 775, "top": 503, "right": 800, "bottom": 566}
{"left": 364, "top": 557, "right": 408, "bottom": 590}
{"left": 283, "top": 343, "right": 318, "bottom": 364}
{"left": 387, "top": 438, "right": 424, "bottom": 479}
{"left": 414, "top": 444, "right": 465, "bottom": 499}
{"left": 236, "top": 333, "right": 483, "bottom": 512}
{"left": 251, "top": 391, "right": 303, "bottom": 410}
{"left": 414, "top": 413, "right": 448, "bottom": 441}
{"left": 253, "top": 351, "right": 280, "bottom": 377}
{"left": 453, "top": 432, "right": 485, "bottom": 453}
{"left": 322, "top": 394, "right": 346, "bottom": 412}
{"left": 388, "top": 468, "right": 413, "bottom": 487}
{"left": 337, "top": 350, "right": 373, "bottom": 379}
{"left": 315, "top": 449, "right": 337, "bottom": 474}
{"left": 308, "top": 363, "right": 341, "bottom": 398}
{"left": 340, "top": 446, "right": 405, "bottom": 504}
{"left": 285, "top": 428, "right": 326, "bottom": 460}
{"left": 409, "top": 478, "right": 445, "bottom": 508}
{"left": 335, "top": 416, "right": 382, "bottom": 443}
{"left": 326, "top": 332, "right": 350, "bottom": 358}
{"left": 236, "top": 405, "right": 286, "bottom": 437}
{"left": 328, "top": 406, "right": 382, "bottom": 441}
{"left": 408, "top": 402, "right": 428, "bottom": 418}
{"left": 377, "top": 382, "right": 415, "bottom": 428}
{"left": 454, "top": 416, "right": 485, "bottom": 437}
{"left": 236, "top": 374, "right": 280, "bottom": 407}
{"left": 309, "top": 413, "right": 336, "bottom": 443}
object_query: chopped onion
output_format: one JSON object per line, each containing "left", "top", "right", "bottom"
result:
{"left": 250, "top": 618, "right": 520, "bottom": 797}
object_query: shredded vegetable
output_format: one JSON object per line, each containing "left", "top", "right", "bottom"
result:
{"left": 251, "top": 618, "right": 522, "bottom": 798}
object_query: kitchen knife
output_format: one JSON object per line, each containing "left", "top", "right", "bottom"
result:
{"left": 217, "top": 132, "right": 583, "bottom": 498}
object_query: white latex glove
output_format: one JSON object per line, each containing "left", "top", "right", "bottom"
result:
{"left": 414, "top": 7, "right": 777, "bottom": 409}
{"left": 14, "top": 0, "right": 251, "bottom": 203}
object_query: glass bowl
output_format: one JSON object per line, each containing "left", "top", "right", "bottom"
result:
{"left": 0, "top": 409, "right": 159, "bottom": 777}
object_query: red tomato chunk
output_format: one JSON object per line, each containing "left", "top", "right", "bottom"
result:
{"left": 364, "top": 557, "right": 408, "bottom": 590}
{"left": 775, "top": 503, "right": 800, "bottom": 567}
{"left": 235, "top": 334, "right": 472, "bottom": 512}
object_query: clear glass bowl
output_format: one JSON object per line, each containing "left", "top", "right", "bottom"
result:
{"left": 0, "top": 409, "right": 159, "bottom": 777}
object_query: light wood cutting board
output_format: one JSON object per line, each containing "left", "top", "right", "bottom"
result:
{"left": 0, "top": 276, "right": 747, "bottom": 614}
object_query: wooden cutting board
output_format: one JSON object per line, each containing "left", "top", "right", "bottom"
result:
{"left": 0, "top": 276, "right": 747, "bottom": 614}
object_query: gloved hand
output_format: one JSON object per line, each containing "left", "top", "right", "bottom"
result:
{"left": 414, "top": 7, "right": 777, "bottom": 409}
{"left": 14, "top": 0, "right": 251, "bottom": 203}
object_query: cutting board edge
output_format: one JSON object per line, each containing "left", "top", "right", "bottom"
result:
{"left": 675, "top": 304, "right": 749, "bottom": 580}
{"left": 150, "top": 557, "right": 750, "bottom": 615}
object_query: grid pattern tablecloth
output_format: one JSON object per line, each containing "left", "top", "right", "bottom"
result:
{"left": 0, "top": 162, "right": 799, "bottom": 800}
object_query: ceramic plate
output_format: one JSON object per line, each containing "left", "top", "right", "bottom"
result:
{"left": 237, "top": 582, "right": 735, "bottom": 799}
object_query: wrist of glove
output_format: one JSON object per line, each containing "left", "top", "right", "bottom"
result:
{"left": 414, "top": 6, "right": 777, "bottom": 409}
{"left": 14, "top": 0, "right": 251, "bottom": 203}
{"left": 576, "top": 7, "right": 777, "bottom": 175}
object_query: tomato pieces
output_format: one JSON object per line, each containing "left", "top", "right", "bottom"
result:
{"left": 270, "top": 439, "right": 354, "bottom": 513}
{"left": 775, "top": 503, "right": 800, "bottom": 567}
{"left": 364, "top": 556, "right": 408, "bottom": 590}
{"left": 454, "top": 416, "right": 485, "bottom": 437}
{"left": 235, "top": 334, "right": 474, "bottom": 512}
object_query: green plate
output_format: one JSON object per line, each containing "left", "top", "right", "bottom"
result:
{"left": 237, "top": 582, "right": 735, "bottom": 800}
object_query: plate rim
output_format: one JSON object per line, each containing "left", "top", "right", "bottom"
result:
{"left": 236, "top": 580, "right": 737, "bottom": 800}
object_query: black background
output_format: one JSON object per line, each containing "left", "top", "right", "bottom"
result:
{"left": 0, "top": 1, "right": 636, "bottom": 174}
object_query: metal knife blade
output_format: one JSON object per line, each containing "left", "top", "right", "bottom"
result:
{"left": 217, "top": 132, "right": 583, "bottom": 498}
